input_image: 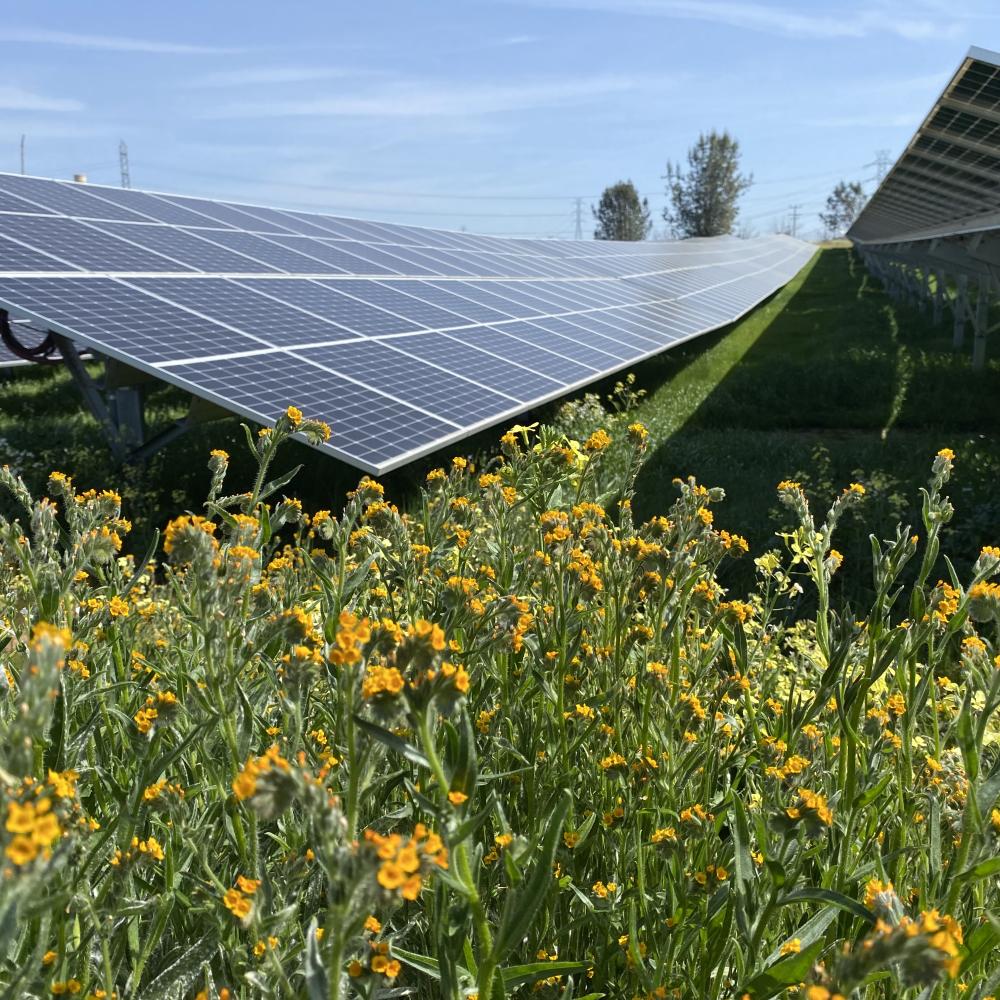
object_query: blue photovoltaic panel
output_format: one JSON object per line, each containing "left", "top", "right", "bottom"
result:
{"left": 157, "top": 194, "right": 297, "bottom": 233}
{"left": 453, "top": 325, "right": 600, "bottom": 383}
{"left": 0, "top": 188, "right": 55, "bottom": 215}
{"left": 166, "top": 352, "right": 457, "bottom": 468}
{"left": 0, "top": 215, "right": 194, "bottom": 273}
{"left": 0, "top": 235, "right": 80, "bottom": 272}
{"left": 129, "top": 278, "right": 357, "bottom": 348}
{"left": 92, "top": 222, "right": 282, "bottom": 274}
{"left": 387, "top": 332, "right": 566, "bottom": 401}
{"left": 330, "top": 279, "right": 473, "bottom": 331}
{"left": 239, "top": 278, "right": 426, "bottom": 337}
{"left": 0, "top": 277, "right": 261, "bottom": 363}
{"left": 0, "top": 171, "right": 814, "bottom": 473}
{"left": 307, "top": 340, "right": 517, "bottom": 425}
{"left": 0, "top": 174, "right": 152, "bottom": 222}
{"left": 77, "top": 187, "right": 236, "bottom": 228}
{"left": 393, "top": 281, "right": 513, "bottom": 324}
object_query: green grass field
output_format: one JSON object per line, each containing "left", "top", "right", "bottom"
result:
{"left": 2, "top": 245, "right": 998, "bottom": 599}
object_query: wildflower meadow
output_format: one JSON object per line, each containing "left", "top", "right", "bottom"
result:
{"left": 2, "top": 405, "right": 1000, "bottom": 1000}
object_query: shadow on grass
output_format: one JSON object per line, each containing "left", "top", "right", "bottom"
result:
{"left": 630, "top": 247, "right": 1000, "bottom": 602}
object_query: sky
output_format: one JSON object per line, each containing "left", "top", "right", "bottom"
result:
{"left": 2, "top": 1, "right": 998, "bottom": 241}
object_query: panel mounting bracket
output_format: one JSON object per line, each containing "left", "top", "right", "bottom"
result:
{"left": 1, "top": 310, "right": 221, "bottom": 465}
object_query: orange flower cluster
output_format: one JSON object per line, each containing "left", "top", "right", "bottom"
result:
{"left": 364, "top": 824, "right": 448, "bottom": 902}
{"left": 348, "top": 940, "right": 402, "bottom": 980}
{"left": 222, "top": 875, "right": 261, "bottom": 922}
{"left": 329, "top": 610, "right": 372, "bottom": 667}
{"left": 232, "top": 745, "right": 291, "bottom": 801}
{"left": 4, "top": 797, "right": 61, "bottom": 866}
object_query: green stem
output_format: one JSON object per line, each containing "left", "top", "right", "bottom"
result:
{"left": 417, "top": 709, "right": 497, "bottom": 999}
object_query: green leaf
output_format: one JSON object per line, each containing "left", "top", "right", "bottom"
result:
{"left": 956, "top": 857, "right": 1000, "bottom": 884}
{"left": 136, "top": 934, "right": 217, "bottom": 1000}
{"left": 257, "top": 464, "right": 303, "bottom": 504}
{"left": 760, "top": 905, "right": 840, "bottom": 968}
{"left": 501, "top": 961, "right": 590, "bottom": 989}
{"left": 494, "top": 789, "right": 572, "bottom": 961}
{"left": 961, "top": 913, "right": 1000, "bottom": 973}
{"left": 738, "top": 938, "right": 825, "bottom": 1000}
{"left": 302, "top": 917, "right": 328, "bottom": 1000}
{"left": 853, "top": 771, "right": 893, "bottom": 810}
{"left": 779, "top": 888, "right": 874, "bottom": 924}
{"left": 395, "top": 946, "right": 475, "bottom": 985}
{"left": 957, "top": 690, "right": 979, "bottom": 782}
{"left": 730, "top": 794, "right": 754, "bottom": 892}
{"left": 977, "top": 761, "right": 1000, "bottom": 817}
{"left": 354, "top": 714, "right": 430, "bottom": 770}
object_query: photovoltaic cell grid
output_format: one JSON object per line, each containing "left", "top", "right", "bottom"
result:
{"left": 0, "top": 171, "right": 814, "bottom": 472}
{"left": 850, "top": 46, "right": 1000, "bottom": 245}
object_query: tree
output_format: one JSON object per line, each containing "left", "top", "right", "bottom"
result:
{"left": 592, "top": 180, "right": 652, "bottom": 240}
{"left": 819, "top": 181, "right": 866, "bottom": 237}
{"left": 664, "top": 130, "right": 752, "bottom": 238}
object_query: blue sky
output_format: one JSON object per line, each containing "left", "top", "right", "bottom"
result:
{"left": 2, "top": 1, "right": 998, "bottom": 240}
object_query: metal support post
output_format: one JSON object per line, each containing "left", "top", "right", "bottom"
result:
{"left": 932, "top": 269, "right": 944, "bottom": 325}
{"left": 954, "top": 274, "right": 968, "bottom": 349}
{"left": 52, "top": 335, "right": 127, "bottom": 462}
{"left": 109, "top": 385, "right": 146, "bottom": 448}
{"left": 973, "top": 276, "right": 991, "bottom": 370}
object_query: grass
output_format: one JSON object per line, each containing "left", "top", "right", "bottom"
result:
{"left": 2, "top": 245, "right": 998, "bottom": 602}
{"left": 627, "top": 247, "right": 1000, "bottom": 599}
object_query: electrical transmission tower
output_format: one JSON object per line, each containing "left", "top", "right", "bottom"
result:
{"left": 789, "top": 204, "right": 802, "bottom": 238}
{"left": 119, "top": 140, "right": 131, "bottom": 189}
{"left": 573, "top": 197, "right": 584, "bottom": 240}
{"left": 863, "top": 149, "right": 892, "bottom": 187}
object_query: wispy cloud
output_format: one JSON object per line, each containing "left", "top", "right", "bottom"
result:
{"left": 0, "top": 85, "right": 82, "bottom": 112}
{"left": 202, "top": 73, "right": 668, "bottom": 119}
{"left": 187, "top": 66, "right": 364, "bottom": 88}
{"left": 0, "top": 27, "right": 243, "bottom": 55}
{"left": 501, "top": 0, "right": 964, "bottom": 40}
{"left": 804, "top": 112, "right": 922, "bottom": 128}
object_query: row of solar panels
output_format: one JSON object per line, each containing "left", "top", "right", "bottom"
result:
{"left": 0, "top": 169, "right": 756, "bottom": 273}
{"left": 850, "top": 46, "right": 1000, "bottom": 244}
{"left": 0, "top": 172, "right": 814, "bottom": 471}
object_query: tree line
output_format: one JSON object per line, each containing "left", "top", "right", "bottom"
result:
{"left": 593, "top": 130, "right": 868, "bottom": 241}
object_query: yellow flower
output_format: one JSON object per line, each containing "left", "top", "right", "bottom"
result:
{"left": 108, "top": 595, "right": 129, "bottom": 618}
{"left": 583, "top": 429, "right": 611, "bottom": 452}
{"left": 223, "top": 888, "right": 252, "bottom": 919}
{"left": 286, "top": 405, "right": 303, "bottom": 426}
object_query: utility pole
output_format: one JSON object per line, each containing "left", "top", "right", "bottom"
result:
{"left": 573, "top": 197, "right": 584, "bottom": 240}
{"left": 19, "top": 134, "right": 25, "bottom": 175}
{"left": 119, "top": 140, "right": 131, "bottom": 189}
{"left": 789, "top": 203, "right": 802, "bottom": 238}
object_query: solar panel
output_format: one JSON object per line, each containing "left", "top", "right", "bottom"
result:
{"left": 0, "top": 172, "right": 814, "bottom": 472}
{"left": 850, "top": 46, "right": 1000, "bottom": 244}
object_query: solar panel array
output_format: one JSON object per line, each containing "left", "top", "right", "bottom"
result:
{"left": 0, "top": 172, "right": 814, "bottom": 472}
{"left": 850, "top": 45, "right": 1000, "bottom": 245}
